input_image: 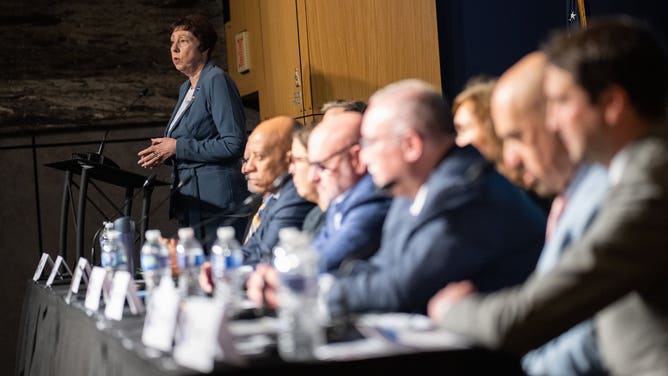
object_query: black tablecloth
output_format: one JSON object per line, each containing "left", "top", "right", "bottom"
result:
{"left": 16, "top": 281, "right": 524, "bottom": 376}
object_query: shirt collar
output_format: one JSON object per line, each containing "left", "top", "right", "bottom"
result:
{"left": 409, "top": 184, "right": 429, "bottom": 216}
{"left": 608, "top": 145, "right": 632, "bottom": 186}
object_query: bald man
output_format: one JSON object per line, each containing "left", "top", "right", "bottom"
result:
{"left": 199, "top": 116, "right": 315, "bottom": 293}
{"left": 487, "top": 52, "right": 609, "bottom": 375}
{"left": 239, "top": 116, "right": 315, "bottom": 264}
{"left": 307, "top": 111, "right": 392, "bottom": 272}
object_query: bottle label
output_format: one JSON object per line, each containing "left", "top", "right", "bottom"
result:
{"left": 281, "top": 274, "right": 309, "bottom": 293}
{"left": 141, "top": 254, "right": 158, "bottom": 271}
{"left": 211, "top": 254, "right": 225, "bottom": 279}
{"left": 101, "top": 252, "right": 115, "bottom": 268}
{"left": 225, "top": 254, "right": 243, "bottom": 269}
{"left": 158, "top": 255, "right": 171, "bottom": 269}
{"left": 177, "top": 254, "right": 187, "bottom": 269}
{"left": 192, "top": 254, "right": 206, "bottom": 267}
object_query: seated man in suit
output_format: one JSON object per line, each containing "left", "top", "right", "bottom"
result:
{"left": 489, "top": 51, "right": 609, "bottom": 375}
{"left": 307, "top": 111, "right": 392, "bottom": 273}
{"left": 240, "top": 116, "right": 316, "bottom": 264}
{"left": 299, "top": 99, "right": 369, "bottom": 237}
{"left": 199, "top": 116, "right": 315, "bottom": 292}
{"left": 247, "top": 79, "right": 546, "bottom": 316}
{"left": 429, "top": 17, "right": 668, "bottom": 375}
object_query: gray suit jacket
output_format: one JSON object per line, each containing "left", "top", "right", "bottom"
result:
{"left": 439, "top": 126, "right": 668, "bottom": 375}
{"left": 522, "top": 163, "right": 609, "bottom": 376}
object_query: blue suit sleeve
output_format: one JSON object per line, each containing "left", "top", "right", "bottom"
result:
{"left": 313, "top": 197, "right": 389, "bottom": 273}
{"left": 327, "top": 217, "right": 492, "bottom": 315}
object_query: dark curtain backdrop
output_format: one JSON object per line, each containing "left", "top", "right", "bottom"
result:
{"left": 437, "top": 0, "right": 668, "bottom": 104}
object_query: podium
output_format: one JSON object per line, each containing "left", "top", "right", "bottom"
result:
{"left": 46, "top": 156, "right": 168, "bottom": 264}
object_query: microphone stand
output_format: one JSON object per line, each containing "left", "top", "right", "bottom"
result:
{"left": 72, "top": 88, "right": 149, "bottom": 168}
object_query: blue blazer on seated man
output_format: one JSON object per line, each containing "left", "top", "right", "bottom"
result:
{"left": 312, "top": 173, "right": 392, "bottom": 273}
{"left": 242, "top": 175, "right": 315, "bottom": 264}
{"left": 326, "top": 146, "right": 546, "bottom": 316}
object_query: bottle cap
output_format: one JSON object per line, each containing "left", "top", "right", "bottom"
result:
{"left": 216, "top": 226, "right": 235, "bottom": 240}
{"left": 178, "top": 227, "right": 194, "bottom": 239}
{"left": 107, "top": 229, "right": 121, "bottom": 240}
{"left": 145, "top": 229, "right": 162, "bottom": 241}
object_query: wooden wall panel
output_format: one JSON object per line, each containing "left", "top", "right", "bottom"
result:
{"left": 258, "top": 0, "right": 308, "bottom": 119}
{"left": 225, "top": 0, "right": 264, "bottom": 97}
{"left": 303, "top": 0, "right": 441, "bottom": 111}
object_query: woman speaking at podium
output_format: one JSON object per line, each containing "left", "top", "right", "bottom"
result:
{"left": 138, "top": 14, "right": 248, "bottom": 247}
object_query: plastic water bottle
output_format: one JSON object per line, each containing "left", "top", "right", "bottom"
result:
{"left": 140, "top": 229, "right": 171, "bottom": 295}
{"left": 210, "top": 226, "right": 244, "bottom": 314}
{"left": 176, "top": 227, "right": 205, "bottom": 297}
{"left": 99, "top": 221, "right": 114, "bottom": 257}
{"left": 273, "top": 228, "right": 324, "bottom": 361}
{"left": 101, "top": 229, "right": 128, "bottom": 275}
{"left": 113, "top": 216, "right": 136, "bottom": 279}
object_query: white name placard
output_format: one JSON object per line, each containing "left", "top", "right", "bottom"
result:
{"left": 70, "top": 257, "right": 91, "bottom": 294}
{"left": 173, "top": 297, "right": 222, "bottom": 373}
{"left": 105, "top": 270, "right": 132, "bottom": 321}
{"left": 104, "top": 271, "right": 145, "bottom": 321}
{"left": 46, "top": 256, "right": 73, "bottom": 288}
{"left": 142, "top": 277, "right": 180, "bottom": 352}
{"left": 84, "top": 266, "right": 108, "bottom": 312}
{"left": 32, "top": 253, "right": 54, "bottom": 281}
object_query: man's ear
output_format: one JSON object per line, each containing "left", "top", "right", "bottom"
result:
{"left": 402, "top": 129, "right": 423, "bottom": 163}
{"left": 349, "top": 144, "right": 366, "bottom": 175}
{"left": 600, "top": 85, "right": 628, "bottom": 127}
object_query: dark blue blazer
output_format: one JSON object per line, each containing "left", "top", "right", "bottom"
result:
{"left": 312, "top": 174, "right": 392, "bottom": 273}
{"left": 241, "top": 177, "right": 315, "bottom": 264}
{"left": 327, "top": 146, "right": 546, "bottom": 316}
{"left": 166, "top": 62, "right": 249, "bottom": 233}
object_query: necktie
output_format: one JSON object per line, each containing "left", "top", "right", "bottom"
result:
{"left": 244, "top": 199, "right": 267, "bottom": 244}
{"left": 545, "top": 194, "right": 567, "bottom": 240}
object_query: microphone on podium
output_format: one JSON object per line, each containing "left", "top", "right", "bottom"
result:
{"left": 72, "top": 88, "right": 150, "bottom": 168}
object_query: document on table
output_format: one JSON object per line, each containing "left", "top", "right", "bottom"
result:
{"left": 315, "top": 313, "right": 473, "bottom": 361}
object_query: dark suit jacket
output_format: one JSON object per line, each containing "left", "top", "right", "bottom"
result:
{"left": 326, "top": 146, "right": 546, "bottom": 316}
{"left": 166, "top": 62, "right": 248, "bottom": 241}
{"left": 312, "top": 174, "right": 392, "bottom": 273}
{"left": 241, "top": 177, "right": 315, "bottom": 264}
{"left": 440, "top": 126, "right": 668, "bottom": 375}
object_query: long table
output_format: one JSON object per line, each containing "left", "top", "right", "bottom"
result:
{"left": 16, "top": 281, "right": 525, "bottom": 375}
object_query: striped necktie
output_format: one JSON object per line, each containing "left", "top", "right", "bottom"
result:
{"left": 244, "top": 199, "right": 267, "bottom": 244}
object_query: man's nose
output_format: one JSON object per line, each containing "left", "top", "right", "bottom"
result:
{"left": 503, "top": 143, "right": 522, "bottom": 170}
{"left": 307, "top": 165, "right": 320, "bottom": 183}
